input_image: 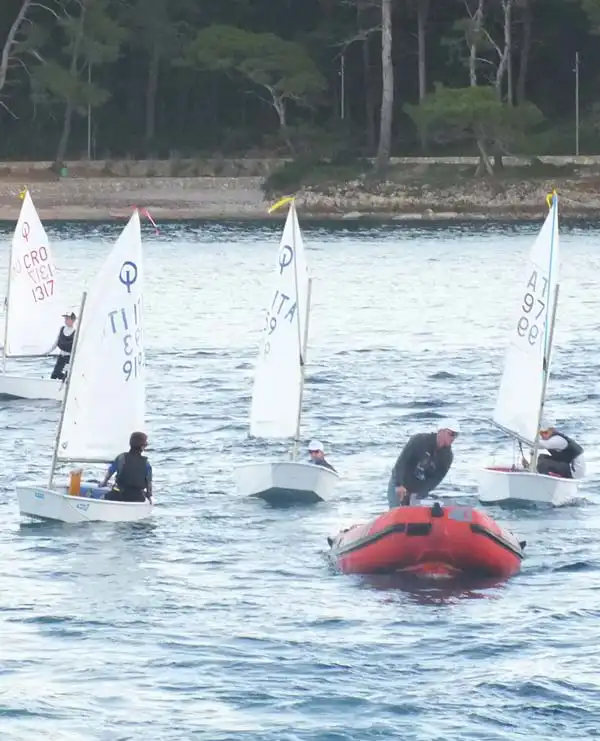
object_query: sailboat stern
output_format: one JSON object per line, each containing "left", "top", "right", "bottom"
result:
{"left": 233, "top": 460, "right": 339, "bottom": 505}
{"left": 0, "top": 374, "right": 64, "bottom": 401}
{"left": 16, "top": 483, "right": 152, "bottom": 523}
{"left": 477, "top": 466, "right": 579, "bottom": 507}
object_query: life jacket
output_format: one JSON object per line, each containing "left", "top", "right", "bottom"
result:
{"left": 546, "top": 430, "right": 583, "bottom": 465}
{"left": 115, "top": 452, "right": 148, "bottom": 493}
{"left": 57, "top": 327, "right": 74, "bottom": 353}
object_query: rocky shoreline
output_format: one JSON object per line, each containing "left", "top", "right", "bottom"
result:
{"left": 0, "top": 158, "right": 598, "bottom": 222}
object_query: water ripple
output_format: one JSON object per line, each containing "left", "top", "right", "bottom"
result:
{"left": 0, "top": 219, "right": 598, "bottom": 739}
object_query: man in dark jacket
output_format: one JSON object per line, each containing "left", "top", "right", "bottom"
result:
{"left": 100, "top": 431, "right": 153, "bottom": 503}
{"left": 387, "top": 419, "right": 459, "bottom": 507}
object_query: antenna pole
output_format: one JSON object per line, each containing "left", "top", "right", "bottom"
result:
{"left": 48, "top": 291, "right": 87, "bottom": 488}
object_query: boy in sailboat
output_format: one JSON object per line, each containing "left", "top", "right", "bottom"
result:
{"left": 307, "top": 440, "right": 337, "bottom": 472}
{"left": 100, "top": 431, "right": 153, "bottom": 503}
{"left": 387, "top": 419, "right": 459, "bottom": 507}
{"left": 46, "top": 311, "right": 77, "bottom": 380}
{"left": 523, "top": 420, "right": 585, "bottom": 479}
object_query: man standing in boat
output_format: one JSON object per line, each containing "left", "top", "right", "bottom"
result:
{"left": 46, "top": 311, "right": 77, "bottom": 381}
{"left": 387, "top": 419, "right": 459, "bottom": 507}
{"left": 100, "top": 431, "right": 153, "bottom": 503}
{"left": 523, "top": 420, "right": 586, "bottom": 479}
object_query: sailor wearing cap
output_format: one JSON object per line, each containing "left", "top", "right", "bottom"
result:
{"left": 524, "top": 417, "right": 585, "bottom": 479}
{"left": 387, "top": 418, "right": 460, "bottom": 507}
{"left": 307, "top": 439, "right": 337, "bottom": 473}
{"left": 46, "top": 310, "right": 77, "bottom": 381}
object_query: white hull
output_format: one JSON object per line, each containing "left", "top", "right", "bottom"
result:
{"left": 478, "top": 466, "right": 579, "bottom": 507}
{"left": 233, "top": 460, "right": 339, "bottom": 505}
{"left": 16, "top": 482, "right": 152, "bottom": 523}
{"left": 0, "top": 373, "right": 64, "bottom": 401}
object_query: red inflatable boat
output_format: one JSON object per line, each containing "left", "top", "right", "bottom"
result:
{"left": 328, "top": 502, "right": 525, "bottom": 579}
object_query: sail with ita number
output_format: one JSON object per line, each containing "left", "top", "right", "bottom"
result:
{"left": 56, "top": 210, "right": 145, "bottom": 463}
{"left": 249, "top": 201, "right": 309, "bottom": 440}
{"left": 492, "top": 193, "right": 560, "bottom": 445}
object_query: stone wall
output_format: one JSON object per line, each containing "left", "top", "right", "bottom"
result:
{"left": 0, "top": 154, "right": 599, "bottom": 179}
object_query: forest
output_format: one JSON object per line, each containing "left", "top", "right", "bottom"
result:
{"left": 0, "top": 0, "right": 598, "bottom": 172}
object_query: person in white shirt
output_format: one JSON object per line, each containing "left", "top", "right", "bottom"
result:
{"left": 524, "top": 419, "right": 586, "bottom": 479}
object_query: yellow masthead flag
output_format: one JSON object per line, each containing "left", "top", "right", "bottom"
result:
{"left": 19, "top": 186, "right": 27, "bottom": 200}
{"left": 546, "top": 189, "right": 558, "bottom": 209}
{"left": 268, "top": 195, "right": 295, "bottom": 214}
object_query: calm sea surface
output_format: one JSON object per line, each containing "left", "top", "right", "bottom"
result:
{"left": 0, "top": 217, "right": 598, "bottom": 740}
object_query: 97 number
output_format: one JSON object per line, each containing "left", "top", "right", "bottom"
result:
{"left": 516, "top": 291, "right": 545, "bottom": 346}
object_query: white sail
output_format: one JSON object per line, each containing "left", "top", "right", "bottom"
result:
{"left": 56, "top": 210, "right": 145, "bottom": 462}
{"left": 492, "top": 195, "right": 560, "bottom": 444}
{"left": 4, "top": 191, "right": 63, "bottom": 356}
{"left": 249, "top": 201, "right": 309, "bottom": 439}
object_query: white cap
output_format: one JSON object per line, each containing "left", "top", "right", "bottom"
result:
{"left": 439, "top": 418, "right": 460, "bottom": 434}
{"left": 308, "top": 439, "right": 324, "bottom": 452}
{"left": 539, "top": 416, "right": 552, "bottom": 431}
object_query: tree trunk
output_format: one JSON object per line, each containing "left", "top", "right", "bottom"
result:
{"left": 494, "top": 0, "right": 513, "bottom": 101}
{"left": 272, "top": 93, "right": 294, "bottom": 154}
{"left": 374, "top": 0, "right": 393, "bottom": 173}
{"left": 469, "top": 0, "right": 484, "bottom": 87}
{"left": 54, "top": 3, "right": 87, "bottom": 168}
{"left": 417, "top": 0, "right": 429, "bottom": 152}
{"left": 145, "top": 41, "right": 160, "bottom": 151}
{"left": 357, "top": 3, "right": 377, "bottom": 152}
{"left": 417, "top": 0, "right": 429, "bottom": 101}
{"left": 0, "top": 0, "right": 32, "bottom": 94}
{"left": 516, "top": 0, "right": 532, "bottom": 104}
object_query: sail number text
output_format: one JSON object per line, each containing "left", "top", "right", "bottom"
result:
{"left": 262, "top": 289, "right": 298, "bottom": 357}
{"left": 516, "top": 270, "right": 548, "bottom": 346}
{"left": 13, "top": 246, "right": 55, "bottom": 304}
{"left": 108, "top": 297, "right": 144, "bottom": 381}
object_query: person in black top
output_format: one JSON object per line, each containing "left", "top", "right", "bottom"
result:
{"left": 523, "top": 418, "right": 586, "bottom": 479}
{"left": 307, "top": 439, "right": 337, "bottom": 472}
{"left": 46, "top": 311, "right": 77, "bottom": 380}
{"left": 387, "top": 419, "right": 460, "bottom": 507}
{"left": 100, "top": 431, "right": 153, "bottom": 503}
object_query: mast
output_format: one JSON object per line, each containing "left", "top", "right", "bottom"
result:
{"left": 2, "top": 213, "right": 14, "bottom": 373}
{"left": 288, "top": 199, "right": 311, "bottom": 460}
{"left": 48, "top": 290, "right": 87, "bottom": 488}
{"left": 292, "top": 277, "right": 313, "bottom": 460}
{"left": 530, "top": 282, "right": 560, "bottom": 471}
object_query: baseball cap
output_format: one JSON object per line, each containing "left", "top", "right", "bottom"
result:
{"left": 308, "top": 439, "right": 324, "bottom": 452}
{"left": 539, "top": 416, "right": 552, "bottom": 431}
{"left": 63, "top": 311, "right": 76, "bottom": 320}
{"left": 439, "top": 418, "right": 460, "bottom": 434}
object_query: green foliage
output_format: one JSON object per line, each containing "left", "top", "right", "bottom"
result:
{"left": 33, "top": 0, "right": 127, "bottom": 112}
{"left": 0, "top": 0, "right": 597, "bottom": 159}
{"left": 34, "top": 60, "right": 109, "bottom": 113}
{"left": 405, "top": 84, "right": 544, "bottom": 153}
{"left": 185, "top": 24, "right": 326, "bottom": 106}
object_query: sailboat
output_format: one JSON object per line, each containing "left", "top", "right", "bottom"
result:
{"left": 233, "top": 197, "right": 339, "bottom": 505}
{"left": 1, "top": 190, "right": 66, "bottom": 400}
{"left": 16, "top": 209, "right": 151, "bottom": 523}
{"left": 478, "top": 192, "right": 579, "bottom": 506}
